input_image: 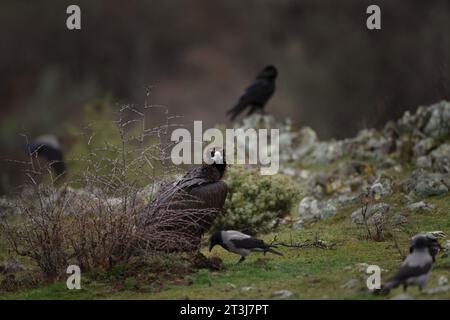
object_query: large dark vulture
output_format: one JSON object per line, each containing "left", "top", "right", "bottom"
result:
{"left": 145, "top": 149, "right": 228, "bottom": 251}
{"left": 227, "top": 65, "right": 277, "bottom": 121}
{"left": 26, "top": 135, "right": 66, "bottom": 177}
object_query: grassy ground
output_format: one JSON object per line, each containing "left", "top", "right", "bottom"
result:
{"left": 2, "top": 192, "right": 449, "bottom": 300}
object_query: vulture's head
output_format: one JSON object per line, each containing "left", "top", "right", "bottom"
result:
{"left": 210, "top": 148, "right": 225, "bottom": 164}
{"left": 209, "top": 230, "right": 223, "bottom": 252}
{"left": 208, "top": 148, "right": 227, "bottom": 178}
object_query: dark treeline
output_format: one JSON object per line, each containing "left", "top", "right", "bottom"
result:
{"left": 0, "top": 0, "right": 449, "bottom": 193}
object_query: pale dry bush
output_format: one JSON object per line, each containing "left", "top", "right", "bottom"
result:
{"left": 1, "top": 104, "right": 217, "bottom": 280}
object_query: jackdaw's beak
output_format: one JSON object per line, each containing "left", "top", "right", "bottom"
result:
{"left": 209, "top": 243, "right": 215, "bottom": 252}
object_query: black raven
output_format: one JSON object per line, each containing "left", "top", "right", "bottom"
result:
{"left": 26, "top": 135, "right": 66, "bottom": 177}
{"left": 209, "top": 230, "right": 283, "bottom": 263}
{"left": 227, "top": 65, "right": 278, "bottom": 121}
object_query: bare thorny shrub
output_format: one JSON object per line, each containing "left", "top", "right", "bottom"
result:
{"left": 1, "top": 100, "right": 219, "bottom": 282}
{"left": 357, "top": 186, "right": 409, "bottom": 244}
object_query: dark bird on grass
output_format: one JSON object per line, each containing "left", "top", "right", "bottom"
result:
{"left": 227, "top": 65, "right": 277, "bottom": 121}
{"left": 209, "top": 230, "right": 283, "bottom": 263}
{"left": 410, "top": 233, "right": 442, "bottom": 262}
{"left": 26, "top": 135, "right": 66, "bottom": 177}
{"left": 380, "top": 234, "right": 433, "bottom": 294}
{"left": 147, "top": 149, "right": 228, "bottom": 250}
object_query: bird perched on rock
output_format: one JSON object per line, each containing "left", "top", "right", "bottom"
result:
{"left": 209, "top": 230, "right": 283, "bottom": 263}
{"left": 410, "top": 233, "right": 442, "bottom": 262}
{"left": 146, "top": 149, "right": 228, "bottom": 251}
{"left": 227, "top": 65, "right": 277, "bottom": 121}
{"left": 26, "top": 135, "right": 66, "bottom": 177}
{"left": 380, "top": 234, "right": 433, "bottom": 293}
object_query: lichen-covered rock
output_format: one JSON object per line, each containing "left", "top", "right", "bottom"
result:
{"left": 414, "top": 174, "right": 448, "bottom": 196}
{"left": 391, "top": 212, "right": 408, "bottom": 225}
{"left": 292, "top": 127, "right": 319, "bottom": 160}
{"left": 415, "top": 156, "right": 432, "bottom": 169}
{"left": 351, "top": 203, "right": 389, "bottom": 225}
{"left": 401, "top": 169, "right": 449, "bottom": 197}
{"left": 396, "top": 101, "right": 450, "bottom": 139}
{"left": 272, "top": 290, "right": 294, "bottom": 298}
{"left": 430, "top": 143, "right": 450, "bottom": 174}
{"left": 308, "top": 141, "right": 344, "bottom": 164}
{"left": 423, "top": 101, "right": 450, "bottom": 139}
{"left": 407, "top": 201, "right": 435, "bottom": 211}
{"left": 413, "top": 138, "right": 436, "bottom": 157}
{"left": 298, "top": 196, "right": 337, "bottom": 220}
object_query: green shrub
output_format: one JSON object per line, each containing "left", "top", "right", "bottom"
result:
{"left": 214, "top": 167, "right": 300, "bottom": 234}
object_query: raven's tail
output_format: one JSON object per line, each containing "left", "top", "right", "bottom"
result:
{"left": 226, "top": 100, "right": 246, "bottom": 121}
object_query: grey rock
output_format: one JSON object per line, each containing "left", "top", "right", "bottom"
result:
{"left": 415, "top": 156, "right": 432, "bottom": 169}
{"left": 351, "top": 203, "right": 389, "bottom": 225}
{"left": 430, "top": 143, "right": 450, "bottom": 174}
{"left": 292, "top": 220, "right": 304, "bottom": 230}
{"left": 407, "top": 201, "right": 435, "bottom": 211}
{"left": 272, "top": 290, "right": 293, "bottom": 298}
{"left": 438, "top": 276, "right": 448, "bottom": 287}
{"left": 413, "top": 138, "right": 435, "bottom": 157}
{"left": 414, "top": 178, "right": 448, "bottom": 197}
{"left": 280, "top": 167, "right": 297, "bottom": 176}
{"left": 391, "top": 293, "right": 413, "bottom": 300}
{"left": 337, "top": 194, "right": 359, "bottom": 205}
{"left": 308, "top": 141, "right": 343, "bottom": 164}
{"left": 293, "top": 127, "right": 319, "bottom": 159}
{"left": 414, "top": 174, "right": 448, "bottom": 197}
{"left": 298, "top": 197, "right": 320, "bottom": 219}
{"left": 403, "top": 169, "right": 449, "bottom": 197}
{"left": 423, "top": 101, "right": 450, "bottom": 139}
{"left": 341, "top": 278, "right": 360, "bottom": 289}
{"left": 391, "top": 212, "right": 408, "bottom": 225}
{"left": 425, "top": 285, "right": 450, "bottom": 294}
{"left": 298, "top": 197, "right": 337, "bottom": 221}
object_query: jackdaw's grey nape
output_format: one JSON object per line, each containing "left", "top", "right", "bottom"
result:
{"left": 209, "top": 230, "right": 283, "bottom": 264}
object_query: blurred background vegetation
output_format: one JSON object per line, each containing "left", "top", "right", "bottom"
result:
{"left": 0, "top": 0, "right": 449, "bottom": 194}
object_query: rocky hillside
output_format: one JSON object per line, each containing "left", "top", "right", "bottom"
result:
{"left": 274, "top": 101, "right": 449, "bottom": 226}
